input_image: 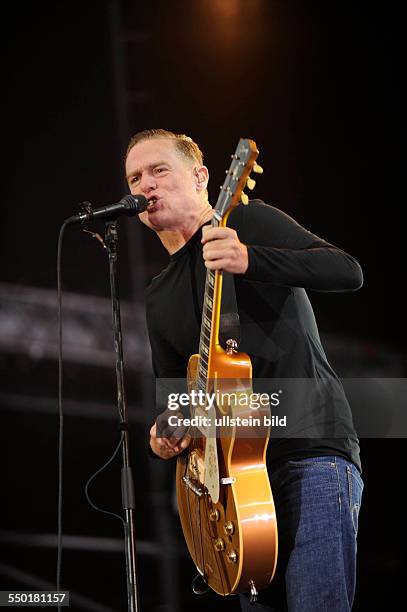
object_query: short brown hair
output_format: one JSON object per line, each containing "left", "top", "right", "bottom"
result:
{"left": 125, "top": 129, "right": 204, "bottom": 166}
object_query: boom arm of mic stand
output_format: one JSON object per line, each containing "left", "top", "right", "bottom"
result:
{"left": 104, "top": 221, "right": 140, "bottom": 612}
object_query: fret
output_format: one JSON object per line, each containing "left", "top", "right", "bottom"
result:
{"left": 203, "top": 308, "right": 212, "bottom": 321}
{"left": 203, "top": 314, "right": 211, "bottom": 328}
{"left": 196, "top": 376, "right": 206, "bottom": 391}
{"left": 206, "top": 286, "right": 214, "bottom": 299}
{"left": 201, "top": 325, "right": 212, "bottom": 342}
{"left": 205, "top": 295, "right": 213, "bottom": 309}
{"left": 202, "top": 319, "right": 211, "bottom": 334}
{"left": 200, "top": 354, "right": 208, "bottom": 367}
{"left": 200, "top": 334, "right": 209, "bottom": 346}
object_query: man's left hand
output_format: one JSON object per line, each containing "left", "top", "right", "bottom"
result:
{"left": 201, "top": 226, "right": 248, "bottom": 274}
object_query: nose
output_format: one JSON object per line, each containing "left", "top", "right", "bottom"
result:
{"left": 139, "top": 172, "right": 157, "bottom": 195}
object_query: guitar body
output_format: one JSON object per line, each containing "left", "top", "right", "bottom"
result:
{"left": 176, "top": 348, "right": 278, "bottom": 596}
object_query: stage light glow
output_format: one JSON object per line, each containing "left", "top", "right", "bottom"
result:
{"left": 210, "top": 0, "right": 240, "bottom": 19}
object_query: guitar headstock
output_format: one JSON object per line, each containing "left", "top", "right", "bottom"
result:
{"left": 214, "top": 138, "right": 262, "bottom": 222}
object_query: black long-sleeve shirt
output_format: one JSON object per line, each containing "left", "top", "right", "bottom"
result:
{"left": 146, "top": 200, "right": 363, "bottom": 471}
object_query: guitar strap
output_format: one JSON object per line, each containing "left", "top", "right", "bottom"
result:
{"left": 219, "top": 271, "right": 241, "bottom": 349}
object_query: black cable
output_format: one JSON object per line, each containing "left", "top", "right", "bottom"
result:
{"left": 56, "top": 221, "right": 70, "bottom": 610}
{"left": 84, "top": 433, "right": 126, "bottom": 527}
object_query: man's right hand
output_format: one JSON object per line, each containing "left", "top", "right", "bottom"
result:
{"left": 149, "top": 408, "right": 191, "bottom": 460}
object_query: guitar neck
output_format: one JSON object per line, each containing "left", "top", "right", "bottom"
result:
{"left": 198, "top": 217, "right": 224, "bottom": 389}
{"left": 196, "top": 137, "right": 260, "bottom": 392}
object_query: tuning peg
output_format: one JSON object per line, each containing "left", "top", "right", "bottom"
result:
{"left": 246, "top": 177, "right": 256, "bottom": 190}
{"left": 253, "top": 162, "right": 263, "bottom": 174}
{"left": 241, "top": 193, "right": 249, "bottom": 205}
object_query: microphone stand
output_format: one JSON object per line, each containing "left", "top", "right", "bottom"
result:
{"left": 104, "top": 220, "right": 140, "bottom": 612}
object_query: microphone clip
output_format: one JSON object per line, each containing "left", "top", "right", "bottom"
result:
{"left": 80, "top": 201, "right": 94, "bottom": 218}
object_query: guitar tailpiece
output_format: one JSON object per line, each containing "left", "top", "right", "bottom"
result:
{"left": 249, "top": 580, "right": 258, "bottom": 604}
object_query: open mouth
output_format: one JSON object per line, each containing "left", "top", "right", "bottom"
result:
{"left": 147, "top": 196, "right": 160, "bottom": 212}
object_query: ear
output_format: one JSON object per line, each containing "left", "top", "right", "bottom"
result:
{"left": 194, "top": 166, "right": 209, "bottom": 192}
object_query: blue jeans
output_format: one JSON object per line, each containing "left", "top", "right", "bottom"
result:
{"left": 239, "top": 456, "right": 364, "bottom": 612}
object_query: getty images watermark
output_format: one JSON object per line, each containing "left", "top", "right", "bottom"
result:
{"left": 156, "top": 377, "right": 407, "bottom": 439}
{"left": 165, "top": 388, "right": 286, "bottom": 431}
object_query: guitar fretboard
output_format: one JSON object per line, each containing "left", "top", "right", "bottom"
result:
{"left": 198, "top": 216, "right": 220, "bottom": 390}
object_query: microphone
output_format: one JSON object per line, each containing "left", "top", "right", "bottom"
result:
{"left": 65, "top": 194, "right": 148, "bottom": 224}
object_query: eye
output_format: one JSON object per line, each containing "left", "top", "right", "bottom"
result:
{"left": 154, "top": 166, "right": 168, "bottom": 175}
{"left": 130, "top": 175, "right": 140, "bottom": 185}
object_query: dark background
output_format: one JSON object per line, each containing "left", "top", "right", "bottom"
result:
{"left": 1, "top": 1, "right": 404, "bottom": 610}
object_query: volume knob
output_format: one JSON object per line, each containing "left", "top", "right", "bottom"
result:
{"left": 227, "top": 550, "right": 238, "bottom": 563}
{"left": 224, "top": 521, "right": 235, "bottom": 535}
{"left": 214, "top": 538, "right": 225, "bottom": 552}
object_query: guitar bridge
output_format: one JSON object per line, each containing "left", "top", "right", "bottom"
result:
{"left": 226, "top": 338, "right": 238, "bottom": 355}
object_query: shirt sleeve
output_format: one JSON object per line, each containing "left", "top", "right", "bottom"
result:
{"left": 229, "top": 200, "right": 363, "bottom": 292}
{"left": 144, "top": 333, "right": 186, "bottom": 460}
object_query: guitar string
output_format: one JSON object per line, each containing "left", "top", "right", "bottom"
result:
{"left": 189, "top": 224, "right": 216, "bottom": 580}
{"left": 199, "top": 215, "right": 234, "bottom": 595}
{"left": 188, "top": 149, "right": 253, "bottom": 594}
{"left": 183, "top": 212, "right": 231, "bottom": 591}
{"left": 198, "top": 233, "right": 227, "bottom": 591}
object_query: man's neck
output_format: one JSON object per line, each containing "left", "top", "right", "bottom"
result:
{"left": 157, "top": 207, "right": 214, "bottom": 255}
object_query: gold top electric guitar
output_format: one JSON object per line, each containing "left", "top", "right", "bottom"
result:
{"left": 176, "top": 139, "right": 278, "bottom": 601}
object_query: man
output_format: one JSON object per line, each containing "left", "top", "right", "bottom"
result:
{"left": 125, "top": 129, "right": 364, "bottom": 611}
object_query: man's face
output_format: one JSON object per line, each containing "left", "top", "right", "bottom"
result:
{"left": 125, "top": 138, "right": 207, "bottom": 231}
